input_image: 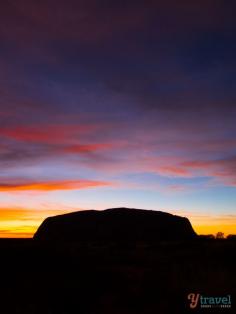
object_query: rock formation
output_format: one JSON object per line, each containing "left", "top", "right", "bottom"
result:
{"left": 34, "top": 207, "right": 197, "bottom": 242}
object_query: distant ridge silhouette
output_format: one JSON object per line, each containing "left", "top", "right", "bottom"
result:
{"left": 33, "top": 207, "right": 197, "bottom": 242}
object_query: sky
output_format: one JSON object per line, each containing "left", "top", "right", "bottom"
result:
{"left": 0, "top": 0, "right": 236, "bottom": 237}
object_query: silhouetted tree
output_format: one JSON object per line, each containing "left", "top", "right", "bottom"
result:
{"left": 216, "top": 232, "right": 224, "bottom": 239}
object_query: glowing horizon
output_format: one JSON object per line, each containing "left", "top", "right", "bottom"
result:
{"left": 0, "top": 207, "right": 235, "bottom": 238}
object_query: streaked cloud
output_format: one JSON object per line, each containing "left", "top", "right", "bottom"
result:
{"left": 0, "top": 178, "right": 112, "bottom": 192}
{"left": 0, "top": 123, "right": 103, "bottom": 144}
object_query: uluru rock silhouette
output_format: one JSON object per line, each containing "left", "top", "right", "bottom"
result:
{"left": 34, "top": 207, "right": 197, "bottom": 242}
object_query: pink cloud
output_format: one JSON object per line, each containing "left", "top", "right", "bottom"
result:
{"left": 180, "top": 157, "right": 236, "bottom": 187}
{"left": 63, "top": 143, "right": 113, "bottom": 154}
{"left": 0, "top": 124, "right": 102, "bottom": 144}
{"left": 155, "top": 166, "right": 191, "bottom": 177}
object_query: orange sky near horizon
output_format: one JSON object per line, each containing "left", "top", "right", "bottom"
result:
{"left": 0, "top": 208, "right": 235, "bottom": 238}
{"left": 0, "top": 208, "right": 71, "bottom": 238}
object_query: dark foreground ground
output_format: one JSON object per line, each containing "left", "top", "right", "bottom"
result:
{"left": 0, "top": 238, "right": 235, "bottom": 314}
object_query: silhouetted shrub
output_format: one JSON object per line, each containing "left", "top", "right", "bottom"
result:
{"left": 227, "top": 234, "right": 236, "bottom": 240}
{"left": 198, "top": 234, "right": 215, "bottom": 240}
